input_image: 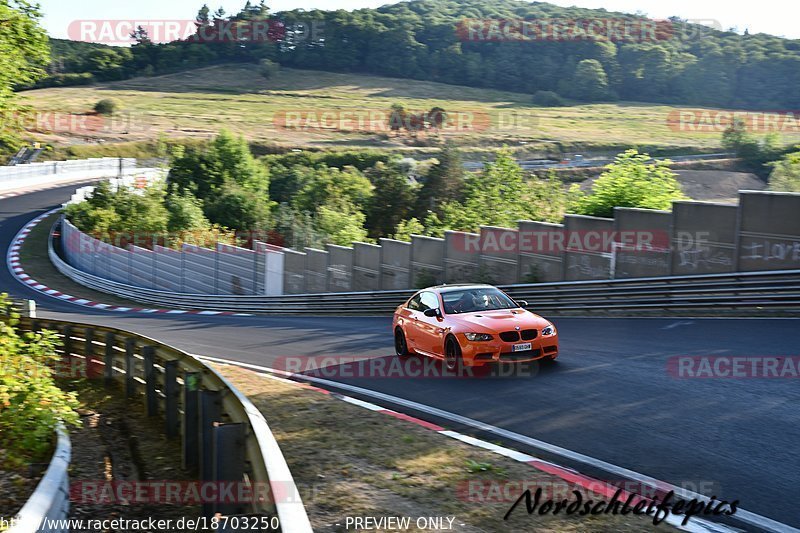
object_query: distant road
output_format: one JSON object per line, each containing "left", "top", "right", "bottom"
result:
{"left": 463, "top": 152, "right": 734, "bottom": 171}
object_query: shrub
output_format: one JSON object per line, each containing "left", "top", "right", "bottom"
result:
{"left": 0, "top": 295, "right": 80, "bottom": 466}
{"left": 532, "top": 90, "right": 565, "bottom": 107}
{"left": 258, "top": 59, "right": 280, "bottom": 79}
{"left": 571, "top": 149, "right": 687, "bottom": 218}
{"left": 93, "top": 98, "right": 119, "bottom": 115}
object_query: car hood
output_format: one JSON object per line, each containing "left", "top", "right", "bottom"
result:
{"left": 447, "top": 309, "right": 550, "bottom": 331}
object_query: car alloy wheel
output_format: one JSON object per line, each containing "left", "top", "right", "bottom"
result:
{"left": 395, "top": 328, "right": 410, "bottom": 358}
{"left": 445, "top": 337, "right": 462, "bottom": 372}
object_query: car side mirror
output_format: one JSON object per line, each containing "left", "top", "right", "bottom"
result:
{"left": 424, "top": 308, "right": 441, "bottom": 318}
{"left": 516, "top": 300, "right": 528, "bottom": 308}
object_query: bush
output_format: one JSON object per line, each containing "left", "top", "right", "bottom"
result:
{"left": 532, "top": 90, "right": 565, "bottom": 107}
{"left": 571, "top": 149, "right": 687, "bottom": 218}
{"left": 258, "top": 59, "right": 280, "bottom": 79}
{"left": 0, "top": 295, "right": 80, "bottom": 466}
{"left": 93, "top": 98, "right": 119, "bottom": 115}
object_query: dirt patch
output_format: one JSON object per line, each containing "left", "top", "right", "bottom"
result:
{"left": 65, "top": 380, "right": 200, "bottom": 526}
{"left": 0, "top": 452, "right": 47, "bottom": 520}
{"left": 215, "top": 364, "right": 676, "bottom": 532}
{"left": 672, "top": 170, "right": 766, "bottom": 203}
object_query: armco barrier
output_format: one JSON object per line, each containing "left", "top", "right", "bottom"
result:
{"left": 7, "top": 427, "right": 70, "bottom": 533}
{"left": 48, "top": 219, "right": 800, "bottom": 315}
{"left": 8, "top": 314, "right": 312, "bottom": 532}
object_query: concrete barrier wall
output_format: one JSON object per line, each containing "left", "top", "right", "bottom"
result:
{"left": 411, "top": 235, "right": 445, "bottom": 288}
{"left": 379, "top": 238, "right": 411, "bottom": 290}
{"left": 304, "top": 248, "right": 328, "bottom": 294}
{"left": 672, "top": 201, "right": 737, "bottom": 275}
{"left": 281, "top": 248, "right": 307, "bottom": 295}
{"left": 353, "top": 242, "right": 381, "bottom": 292}
{"left": 479, "top": 226, "right": 519, "bottom": 285}
{"left": 444, "top": 231, "right": 479, "bottom": 284}
{"left": 563, "top": 215, "right": 614, "bottom": 281}
{"left": 613, "top": 208, "right": 672, "bottom": 279}
{"left": 517, "top": 221, "right": 565, "bottom": 282}
{"left": 61, "top": 190, "right": 800, "bottom": 295}
{"left": 61, "top": 218, "right": 285, "bottom": 296}
{"left": 737, "top": 191, "right": 800, "bottom": 272}
{"left": 327, "top": 244, "right": 353, "bottom": 292}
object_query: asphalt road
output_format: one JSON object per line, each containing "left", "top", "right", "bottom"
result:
{"left": 2, "top": 185, "right": 799, "bottom": 530}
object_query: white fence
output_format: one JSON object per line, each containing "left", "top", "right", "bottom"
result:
{"left": 0, "top": 158, "right": 141, "bottom": 194}
{"left": 61, "top": 218, "right": 285, "bottom": 296}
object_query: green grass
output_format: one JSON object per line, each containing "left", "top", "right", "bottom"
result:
{"left": 21, "top": 64, "right": 794, "bottom": 156}
{"left": 18, "top": 212, "right": 145, "bottom": 308}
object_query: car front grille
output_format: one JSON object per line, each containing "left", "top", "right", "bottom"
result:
{"left": 499, "top": 331, "right": 521, "bottom": 342}
{"left": 521, "top": 329, "right": 538, "bottom": 341}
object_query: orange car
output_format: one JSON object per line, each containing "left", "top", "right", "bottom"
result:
{"left": 393, "top": 284, "right": 559, "bottom": 371}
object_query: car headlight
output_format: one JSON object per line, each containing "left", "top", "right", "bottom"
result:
{"left": 464, "top": 332, "right": 494, "bottom": 341}
{"left": 541, "top": 325, "right": 556, "bottom": 336}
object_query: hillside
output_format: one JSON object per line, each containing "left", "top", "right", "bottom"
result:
{"left": 21, "top": 64, "right": 798, "bottom": 156}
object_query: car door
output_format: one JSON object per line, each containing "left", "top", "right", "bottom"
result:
{"left": 416, "top": 291, "right": 446, "bottom": 357}
{"left": 402, "top": 293, "right": 424, "bottom": 349}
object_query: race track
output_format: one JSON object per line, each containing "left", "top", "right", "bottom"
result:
{"left": 2, "top": 186, "right": 799, "bottom": 530}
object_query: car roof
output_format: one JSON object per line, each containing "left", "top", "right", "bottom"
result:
{"left": 421, "top": 284, "right": 496, "bottom": 293}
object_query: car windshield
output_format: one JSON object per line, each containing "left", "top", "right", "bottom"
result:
{"left": 441, "top": 288, "right": 518, "bottom": 314}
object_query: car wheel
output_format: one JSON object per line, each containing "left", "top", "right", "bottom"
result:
{"left": 445, "top": 336, "right": 463, "bottom": 373}
{"left": 395, "top": 327, "right": 410, "bottom": 358}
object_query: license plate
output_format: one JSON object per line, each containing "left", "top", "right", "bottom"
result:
{"left": 512, "top": 343, "right": 532, "bottom": 352}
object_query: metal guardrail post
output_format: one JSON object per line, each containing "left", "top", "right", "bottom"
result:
{"left": 200, "top": 390, "right": 222, "bottom": 490}
{"left": 164, "top": 360, "right": 179, "bottom": 438}
{"left": 84, "top": 328, "right": 95, "bottom": 379}
{"left": 104, "top": 332, "right": 115, "bottom": 387}
{"left": 143, "top": 346, "right": 157, "bottom": 417}
{"left": 125, "top": 338, "right": 136, "bottom": 398}
{"left": 212, "top": 422, "right": 247, "bottom": 517}
{"left": 61, "top": 325, "right": 73, "bottom": 358}
{"left": 183, "top": 372, "right": 201, "bottom": 470}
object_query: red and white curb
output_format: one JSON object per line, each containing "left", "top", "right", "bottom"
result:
{"left": 6, "top": 209, "right": 251, "bottom": 317}
{"left": 196, "top": 355, "right": 748, "bottom": 533}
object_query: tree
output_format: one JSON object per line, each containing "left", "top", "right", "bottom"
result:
{"left": 722, "top": 118, "right": 784, "bottom": 176}
{"left": 93, "top": 98, "right": 119, "bottom": 115}
{"left": 292, "top": 166, "right": 373, "bottom": 214}
{"left": 164, "top": 190, "right": 209, "bottom": 232}
{"left": 768, "top": 150, "right": 800, "bottom": 192}
{"left": 565, "top": 59, "right": 610, "bottom": 101}
{"left": 258, "top": 58, "right": 280, "bottom": 78}
{"left": 203, "top": 183, "right": 273, "bottom": 231}
{"left": 365, "top": 162, "right": 417, "bottom": 239}
{"left": 572, "top": 150, "right": 687, "bottom": 218}
{"left": 415, "top": 142, "right": 465, "bottom": 218}
{"left": 315, "top": 198, "right": 369, "bottom": 246}
{"left": 0, "top": 0, "right": 49, "bottom": 148}
{"left": 440, "top": 148, "right": 530, "bottom": 232}
{"left": 392, "top": 217, "right": 425, "bottom": 241}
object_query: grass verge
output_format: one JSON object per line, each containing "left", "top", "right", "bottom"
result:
{"left": 17, "top": 212, "right": 146, "bottom": 308}
{"left": 215, "top": 363, "right": 675, "bottom": 532}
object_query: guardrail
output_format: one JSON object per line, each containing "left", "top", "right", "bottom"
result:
{"left": 9, "top": 314, "right": 312, "bottom": 532}
{"left": 7, "top": 426, "right": 70, "bottom": 533}
{"left": 47, "top": 220, "right": 800, "bottom": 316}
